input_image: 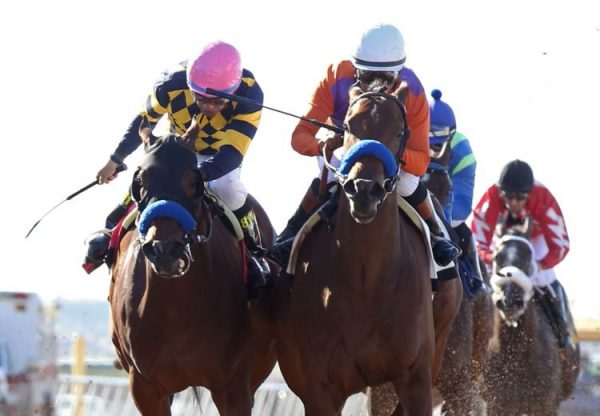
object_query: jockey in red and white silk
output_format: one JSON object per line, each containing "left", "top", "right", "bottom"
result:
{"left": 471, "top": 181, "right": 570, "bottom": 271}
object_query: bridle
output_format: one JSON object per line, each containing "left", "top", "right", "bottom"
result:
{"left": 322, "top": 90, "right": 410, "bottom": 196}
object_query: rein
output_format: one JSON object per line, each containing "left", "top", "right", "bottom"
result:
{"left": 322, "top": 90, "right": 409, "bottom": 195}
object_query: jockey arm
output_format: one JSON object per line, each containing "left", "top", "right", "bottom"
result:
{"left": 400, "top": 82, "right": 430, "bottom": 176}
{"left": 448, "top": 132, "right": 476, "bottom": 226}
{"left": 529, "top": 187, "right": 570, "bottom": 269}
{"left": 291, "top": 64, "right": 337, "bottom": 157}
{"left": 470, "top": 185, "right": 502, "bottom": 265}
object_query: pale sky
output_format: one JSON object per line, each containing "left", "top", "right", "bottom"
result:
{"left": 1, "top": 0, "right": 598, "bottom": 319}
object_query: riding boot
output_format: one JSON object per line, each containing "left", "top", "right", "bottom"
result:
{"left": 413, "top": 193, "right": 461, "bottom": 266}
{"left": 105, "top": 193, "right": 133, "bottom": 229}
{"left": 82, "top": 194, "right": 133, "bottom": 274}
{"left": 466, "top": 234, "right": 486, "bottom": 291}
{"left": 82, "top": 229, "right": 112, "bottom": 274}
{"left": 548, "top": 280, "right": 578, "bottom": 352}
{"left": 275, "top": 177, "right": 322, "bottom": 244}
{"left": 234, "top": 202, "right": 270, "bottom": 297}
{"left": 270, "top": 178, "right": 323, "bottom": 268}
{"left": 453, "top": 222, "right": 485, "bottom": 293}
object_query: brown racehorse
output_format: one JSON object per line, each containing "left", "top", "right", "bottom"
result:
{"left": 420, "top": 148, "right": 493, "bottom": 415}
{"left": 108, "top": 135, "right": 277, "bottom": 416}
{"left": 483, "top": 222, "right": 568, "bottom": 416}
{"left": 275, "top": 84, "right": 436, "bottom": 415}
{"left": 358, "top": 92, "right": 463, "bottom": 415}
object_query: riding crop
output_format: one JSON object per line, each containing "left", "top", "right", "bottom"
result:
{"left": 25, "top": 164, "right": 127, "bottom": 238}
{"left": 204, "top": 88, "right": 344, "bottom": 135}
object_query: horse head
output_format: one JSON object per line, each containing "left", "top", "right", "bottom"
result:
{"left": 335, "top": 83, "right": 408, "bottom": 223}
{"left": 490, "top": 222, "right": 536, "bottom": 325}
{"left": 130, "top": 134, "right": 204, "bottom": 278}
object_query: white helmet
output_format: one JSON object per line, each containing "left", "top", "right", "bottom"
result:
{"left": 351, "top": 24, "right": 406, "bottom": 72}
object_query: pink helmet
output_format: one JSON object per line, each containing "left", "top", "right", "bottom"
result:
{"left": 186, "top": 41, "right": 242, "bottom": 97}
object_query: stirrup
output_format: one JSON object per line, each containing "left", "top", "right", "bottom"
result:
{"left": 82, "top": 229, "right": 111, "bottom": 274}
{"left": 246, "top": 256, "right": 270, "bottom": 299}
{"left": 268, "top": 238, "right": 294, "bottom": 268}
{"left": 431, "top": 235, "right": 461, "bottom": 266}
{"left": 275, "top": 225, "right": 299, "bottom": 245}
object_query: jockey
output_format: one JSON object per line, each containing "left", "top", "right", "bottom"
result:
{"left": 427, "top": 89, "right": 485, "bottom": 292}
{"left": 83, "top": 41, "right": 270, "bottom": 291}
{"left": 470, "top": 159, "right": 576, "bottom": 350}
{"left": 270, "top": 23, "right": 460, "bottom": 272}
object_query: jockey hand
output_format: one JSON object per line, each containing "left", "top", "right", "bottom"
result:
{"left": 97, "top": 160, "right": 120, "bottom": 184}
{"left": 317, "top": 132, "right": 344, "bottom": 161}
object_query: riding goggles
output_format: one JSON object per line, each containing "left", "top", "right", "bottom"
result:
{"left": 191, "top": 91, "right": 229, "bottom": 106}
{"left": 501, "top": 191, "right": 530, "bottom": 201}
{"left": 356, "top": 69, "right": 399, "bottom": 85}
{"left": 429, "top": 125, "right": 457, "bottom": 145}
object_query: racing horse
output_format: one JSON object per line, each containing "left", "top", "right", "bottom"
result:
{"left": 482, "top": 220, "right": 563, "bottom": 415}
{"left": 108, "top": 134, "right": 277, "bottom": 416}
{"left": 420, "top": 144, "right": 493, "bottom": 415}
{"left": 275, "top": 84, "right": 436, "bottom": 415}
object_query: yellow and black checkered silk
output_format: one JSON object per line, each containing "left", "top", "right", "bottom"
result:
{"left": 141, "top": 63, "right": 262, "bottom": 157}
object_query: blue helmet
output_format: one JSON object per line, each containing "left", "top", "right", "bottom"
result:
{"left": 429, "top": 89, "right": 456, "bottom": 146}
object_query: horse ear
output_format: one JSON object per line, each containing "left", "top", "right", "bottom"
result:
{"left": 348, "top": 84, "right": 364, "bottom": 104}
{"left": 180, "top": 118, "right": 199, "bottom": 151}
{"left": 392, "top": 80, "right": 409, "bottom": 106}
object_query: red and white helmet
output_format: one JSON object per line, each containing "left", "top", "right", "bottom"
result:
{"left": 186, "top": 41, "right": 242, "bottom": 97}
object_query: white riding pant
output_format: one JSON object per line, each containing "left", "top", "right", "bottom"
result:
{"left": 197, "top": 155, "right": 247, "bottom": 211}
{"left": 530, "top": 234, "right": 558, "bottom": 288}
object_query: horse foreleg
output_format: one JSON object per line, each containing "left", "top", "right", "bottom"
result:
{"left": 431, "top": 278, "right": 463, "bottom": 382}
{"left": 129, "top": 372, "right": 171, "bottom": 416}
{"left": 300, "top": 380, "right": 347, "bottom": 416}
{"left": 249, "top": 298, "right": 278, "bottom": 392}
{"left": 393, "top": 360, "right": 433, "bottom": 416}
{"left": 211, "top": 380, "right": 253, "bottom": 416}
{"left": 470, "top": 291, "right": 492, "bottom": 384}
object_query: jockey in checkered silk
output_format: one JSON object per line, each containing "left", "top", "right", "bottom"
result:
{"left": 471, "top": 159, "right": 577, "bottom": 350}
{"left": 269, "top": 23, "right": 460, "bottom": 274}
{"left": 84, "top": 41, "right": 270, "bottom": 290}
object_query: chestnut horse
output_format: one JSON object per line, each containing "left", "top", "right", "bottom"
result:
{"left": 108, "top": 135, "right": 277, "bottom": 416}
{"left": 275, "top": 85, "right": 438, "bottom": 415}
{"left": 483, "top": 222, "right": 564, "bottom": 415}
{"left": 420, "top": 147, "right": 493, "bottom": 415}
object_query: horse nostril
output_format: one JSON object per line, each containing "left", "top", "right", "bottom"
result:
{"left": 369, "top": 182, "right": 386, "bottom": 201}
{"left": 169, "top": 242, "right": 186, "bottom": 259}
{"left": 142, "top": 242, "right": 157, "bottom": 262}
{"left": 142, "top": 240, "right": 172, "bottom": 262}
{"left": 343, "top": 179, "right": 358, "bottom": 196}
{"left": 153, "top": 240, "right": 167, "bottom": 256}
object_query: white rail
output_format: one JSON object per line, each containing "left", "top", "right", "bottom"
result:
{"left": 55, "top": 375, "right": 369, "bottom": 416}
